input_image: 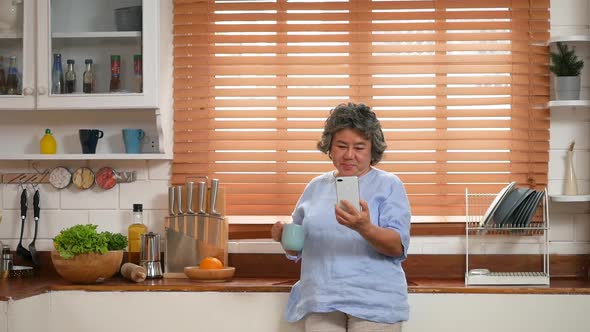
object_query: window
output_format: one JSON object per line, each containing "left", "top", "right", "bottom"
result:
{"left": 172, "top": 0, "right": 549, "bottom": 223}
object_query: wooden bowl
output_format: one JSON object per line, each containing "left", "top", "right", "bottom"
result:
{"left": 184, "top": 266, "right": 235, "bottom": 282}
{"left": 51, "top": 250, "right": 123, "bottom": 284}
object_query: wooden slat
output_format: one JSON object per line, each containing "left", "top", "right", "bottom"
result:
{"left": 172, "top": 0, "right": 549, "bottom": 218}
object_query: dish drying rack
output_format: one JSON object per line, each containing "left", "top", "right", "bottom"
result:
{"left": 465, "top": 188, "right": 550, "bottom": 286}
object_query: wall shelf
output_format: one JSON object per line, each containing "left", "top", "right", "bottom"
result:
{"left": 52, "top": 31, "right": 141, "bottom": 39}
{"left": 549, "top": 34, "right": 590, "bottom": 43}
{"left": 0, "top": 153, "right": 171, "bottom": 161}
{"left": 548, "top": 100, "right": 590, "bottom": 109}
{"left": 550, "top": 194, "right": 590, "bottom": 202}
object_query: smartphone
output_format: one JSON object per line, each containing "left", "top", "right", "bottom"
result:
{"left": 336, "top": 176, "right": 361, "bottom": 212}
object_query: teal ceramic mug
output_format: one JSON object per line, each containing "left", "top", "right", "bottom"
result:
{"left": 122, "top": 128, "right": 145, "bottom": 153}
{"left": 281, "top": 223, "right": 304, "bottom": 251}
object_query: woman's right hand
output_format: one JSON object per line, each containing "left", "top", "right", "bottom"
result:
{"left": 271, "top": 221, "right": 285, "bottom": 242}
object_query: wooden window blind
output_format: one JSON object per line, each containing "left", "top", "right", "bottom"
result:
{"left": 172, "top": 0, "right": 550, "bottom": 222}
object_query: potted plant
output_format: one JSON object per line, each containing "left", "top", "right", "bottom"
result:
{"left": 550, "top": 42, "right": 584, "bottom": 100}
{"left": 51, "top": 224, "right": 128, "bottom": 284}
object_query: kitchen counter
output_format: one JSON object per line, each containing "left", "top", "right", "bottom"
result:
{"left": 3, "top": 274, "right": 590, "bottom": 302}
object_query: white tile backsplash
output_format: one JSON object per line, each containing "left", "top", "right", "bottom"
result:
{"left": 549, "top": 215, "right": 575, "bottom": 241}
{"left": 119, "top": 180, "right": 169, "bottom": 210}
{"left": 60, "top": 185, "right": 119, "bottom": 209}
{"left": 147, "top": 160, "right": 171, "bottom": 180}
{"left": 89, "top": 210, "right": 129, "bottom": 235}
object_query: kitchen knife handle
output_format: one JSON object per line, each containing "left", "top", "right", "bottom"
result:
{"left": 175, "top": 185, "right": 184, "bottom": 215}
{"left": 198, "top": 181, "right": 207, "bottom": 214}
{"left": 33, "top": 190, "right": 40, "bottom": 220}
{"left": 168, "top": 186, "right": 175, "bottom": 216}
{"left": 186, "top": 182, "right": 195, "bottom": 214}
{"left": 209, "top": 178, "right": 221, "bottom": 216}
{"left": 20, "top": 189, "right": 27, "bottom": 219}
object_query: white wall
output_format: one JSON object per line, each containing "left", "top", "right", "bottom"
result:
{"left": 4, "top": 291, "right": 590, "bottom": 332}
{"left": 548, "top": 0, "right": 590, "bottom": 255}
{"left": 0, "top": 0, "right": 588, "bottom": 257}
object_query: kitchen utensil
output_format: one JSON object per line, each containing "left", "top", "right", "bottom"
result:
{"left": 208, "top": 178, "right": 221, "bottom": 217}
{"left": 16, "top": 188, "right": 31, "bottom": 261}
{"left": 168, "top": 186, "right": 175, "bottom": 217}
{"left": 72, "top": 167, "right": 95, "bottom": 189}
{"left": 165, "top": 214, "right": 199, "bottom": 274}
{"left": 28, "top": 189, "right": 40, "bottom": 266}
{"left": 120, "top": 262, "right": 147, "bottom": 282}
{"left": 122, "top": 128, "right": 145, "bottom": 153}
{"left": 175, "top": 185, "right": 183, "bottom": 216}
{"left": 1, "top": 245, "right": 13, "bottom": 272}
{"left": 207, "top": 179, "right": 221, "bottom": 246}
{"left": 197, "top": 181, "right": 207, "bottom": 243}
{"left": 281, "top": 223, "right": 304, "bottom": 251}
{"left": 78, "top": 129, "right": 104, "bottom": 154}
{"left": 140, "top": 232, "right": 163, "bottom": 279}
{"left": 186, "top": 182, "right": 195, "bottom": 238}
{"left": 48, "top": 166, "right": 71, "bottom": 189}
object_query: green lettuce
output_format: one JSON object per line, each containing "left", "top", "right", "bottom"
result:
{"left": 53, "top": 224, "right": 127, "bottom": 259}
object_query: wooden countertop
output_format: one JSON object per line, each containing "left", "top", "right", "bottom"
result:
{"left": 3, "top": 274, "right": 590, "bottom": 302}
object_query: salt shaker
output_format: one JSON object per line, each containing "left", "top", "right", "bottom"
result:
{"left": 1, "top": 245, "right": 13, "bottom": 271}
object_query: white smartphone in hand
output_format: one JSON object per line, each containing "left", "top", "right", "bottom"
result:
{"left": 336, "top": 176, "right": 361, "bottom": 212}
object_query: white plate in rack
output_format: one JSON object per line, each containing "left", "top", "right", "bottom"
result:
{"left": 478, "top": 181, "right": 517, "bottom": 227}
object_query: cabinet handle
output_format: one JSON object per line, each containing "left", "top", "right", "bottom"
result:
{"left": 23, "top": 87, "right": 34, "bottom": 96}
{"left": 37, "top": 87, "right": 47, "bottom": 95}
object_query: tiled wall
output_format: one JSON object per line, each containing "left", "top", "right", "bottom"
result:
{"left": 0, "top": 0, "right": 588, "bottom": 256}
{"left": 0, "top": 160, "right": 171, "bottom": 252}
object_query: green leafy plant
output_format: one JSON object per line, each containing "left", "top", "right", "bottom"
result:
{"left": 53, "top": 224, "right": 128, "bottom": 259}
{"left": 550, "top": 42, "right": 584, "bottom": 76}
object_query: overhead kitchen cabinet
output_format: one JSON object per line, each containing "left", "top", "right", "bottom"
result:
{"left": 0, "top": 0, "right": 158, "bottom": 110}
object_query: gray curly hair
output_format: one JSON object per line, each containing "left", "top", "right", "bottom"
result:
{"left": 316, "top": 102, "right": 387, "bottom": 165}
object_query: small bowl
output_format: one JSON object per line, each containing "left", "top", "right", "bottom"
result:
{"left": 184, "top": 266, "right": 235, "bottom": 282}
{"left": 51, "top": 250, "right": 123, "bottom": 284}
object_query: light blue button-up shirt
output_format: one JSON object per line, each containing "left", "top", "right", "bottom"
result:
{"left": 284, "top": 167, "right": 411, "bottom": 324}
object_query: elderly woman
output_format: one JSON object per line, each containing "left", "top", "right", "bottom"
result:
{"left": 271, "top": 102, "right": 412, "bottom": 332}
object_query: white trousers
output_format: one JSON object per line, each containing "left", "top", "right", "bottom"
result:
{"left": 304, "top": 312, "right": 403, "bottom": 332}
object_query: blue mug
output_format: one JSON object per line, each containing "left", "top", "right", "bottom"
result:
{"left": 122, "top": 128, "right": 145, "bottom": 154}
{"left": 281, "top": 223, "right": 304, "bottom": 251}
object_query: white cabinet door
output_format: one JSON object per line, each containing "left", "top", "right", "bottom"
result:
{"left": 0, "top": 0, "right": 36, "bottom": 109}
{"left": 35, "top": 0, "right": 159, "bottom": 109}
{"left": 0, "top": 0, "right": 159, "bottom": 111}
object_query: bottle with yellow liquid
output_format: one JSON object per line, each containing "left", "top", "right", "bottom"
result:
{"left": 128, "top": 203, "right": 148, "bottom": 265}
{"left": 40, "top": 128, "right": 57, "bottom": 154}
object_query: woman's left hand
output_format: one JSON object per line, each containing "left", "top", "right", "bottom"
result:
{"left": 335, "top": 199, "right": 404, "bottom": 257}
{"left": 335, "top": 199, "right": 372, "bottom": 234}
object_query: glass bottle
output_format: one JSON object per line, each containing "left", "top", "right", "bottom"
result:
{"left": 128, "top": 203, "right": 148, "bottom": 265}
{"left": 6, "top": 56, "right": 19, "bottom": 95}
{"left": 109, "top": 55, "right": 121, "bottom": 93}
{"left": 51, "top": 53, "right": 64, "bottom": 94}
{"left": 64, "top": 59, "right": 76, "bottom": 93}
{"left": 83, "top": 59, "right": 94, "bottom": 93}
{"left": 133, "top": 54, "right": 142, "bottom": 93}
{"left": 0, "top": 56, "right": 6, "bottom": 95}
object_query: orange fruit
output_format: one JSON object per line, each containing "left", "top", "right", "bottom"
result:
{"left": 199, "top": 256, "right": 224, "bottom": 270}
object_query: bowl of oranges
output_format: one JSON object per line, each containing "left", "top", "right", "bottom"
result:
{"left": 184, "top": 256, "right": 235, "bottom": 282}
